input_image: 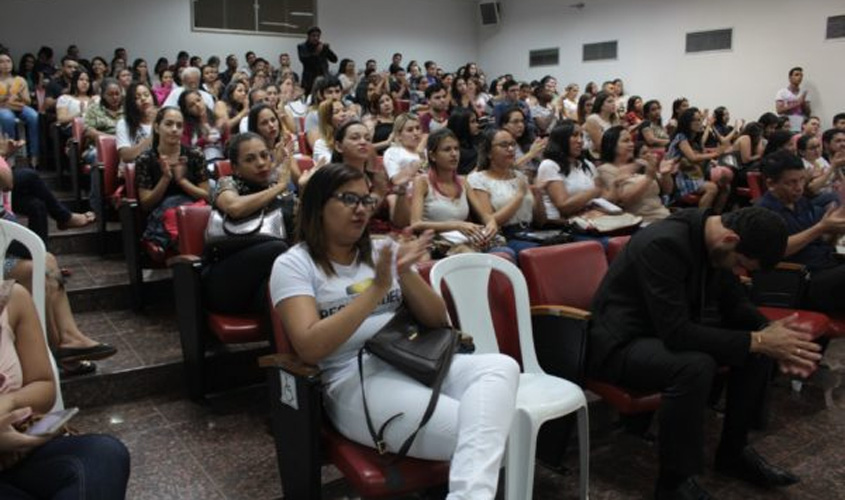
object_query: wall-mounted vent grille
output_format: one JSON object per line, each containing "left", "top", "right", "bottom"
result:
{"left": 583, "top": 41, "right": 617, "bottom": 62}
{"left": 686, "top": 28, "right": 732, "bottom": 53}
{"left": 530, "top": 48, "right": 559, "bottom": 67}
{"left": 827, "top": 15, "right": 845, "bottom": 39}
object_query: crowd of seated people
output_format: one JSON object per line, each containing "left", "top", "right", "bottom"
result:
{"left": 1, "top": 36, "right": 844, "bottom": 498}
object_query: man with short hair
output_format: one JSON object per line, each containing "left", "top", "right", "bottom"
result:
{"left": 493, "top": 79, "right": 533, "bottom": 129}
{"left": 220, "top": 54, "right": 238, "bottom": 87}
{"left": 298, "top": 26, "right": 338, "bottom": 96}
{"left": 304, "top": 76, "right": 343, "bottom": 146}
{"left": 757, "top": 149, "right": 845, "bottom": 314}
{"left": 589, "top": 207, "right": 821, "bottom": 499}
{"left": 821, "top": 127, "right": 845, "bottom": 163}
{"left": 833, "top": 113, "right": 845, "bottom": 131}
{"left": 275, "top": 52, "right": 298, "bottom": 83}
{"left": 419, "top": 82, "right": 448, "bottom": 133}
{"left": 163, "top": 66, "right": 215, "bottom": 109}
{"left": 389, "top": 65, "right": 410, "bottom": 101}
{"left": 44, "top": 56, "right": 79, "bottom": 111}
{"left": 389, "top": 52, "right": 403, "bottom": 73}
{"left": 66, "top": 44, "right": 80, "bottom": 61}
{"left": 775, "top": 67, "right": 811, "bottom": 133}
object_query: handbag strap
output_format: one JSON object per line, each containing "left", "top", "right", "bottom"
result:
{"left": 357, "top": 345, "right": 452, "bottom": 461}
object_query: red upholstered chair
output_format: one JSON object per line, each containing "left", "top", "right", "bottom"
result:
{"left": 65, "top": 117, "right": 91, "bottom": 206}
{"left": 747, "top": 171, "right": 765, "bottom": 201}
{"left": 296, "top": 156, "right": 315, "bottom": 174}
{"left": 259, "top": 305, "right": 449, "bottom": 499}
{"left": 92, "top": 135, "right": 122, "bottom": 254}
{"left": 170, "top": 205, "right": 267, "bottom": 399}
{"left": 119, "top": 163, "right": 183, "bottom": 310}
{"left": 297, "top": 132, "right": 312, "bottom": 156}
{"left": 215, "top": 159, "right": 232, "bottom": 178}
{"left": 519, "top": 241, "right": 663, "bottom": 414}
{"left": 394, "top": 99, "right": 410, "bottom": 113}
{"left": 605, "top": 236, "right": 630, "bottom": 264}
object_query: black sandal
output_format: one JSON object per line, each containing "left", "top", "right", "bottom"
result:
{"left": 60, "top": 360, "right": 97, "bottom": 377}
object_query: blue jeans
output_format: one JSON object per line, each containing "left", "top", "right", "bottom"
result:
{"left": 0, "top": 106, "right": 40, "bottom": 158}
{"left": 0, "top": 434, "right": 130, "bottom": 499}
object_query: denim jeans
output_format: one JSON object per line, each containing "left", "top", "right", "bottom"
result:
{"left": 0, "top": 106, "right": 40, "bottom": 158}
{"left": 0, "top": 434, "right": 130, "bottom": 499}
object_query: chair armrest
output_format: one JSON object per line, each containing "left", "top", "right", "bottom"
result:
{"left": 775, "top": 262, "right": 807, "bottom": 272}
{"left": 531, "top": 304, "right": 592, "bottom": 321}
{"left": 530, "top": 305, "right": 590, "bottom": 384}
{"left": 167, "top": 254, "right": 202, "bottom": 267}
{"left": 259, "top": 353, "right": 321, "bottom": 379}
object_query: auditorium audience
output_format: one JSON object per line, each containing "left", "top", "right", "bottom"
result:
{"left": 55, "top": 70, "right": 93, "bottom": 128}
{"left": 116, "top": 81, "right": 156, "bottom": 165}
{"left": 584, "top": 91, "right": 619, "bottom": 157}
{"left": 0, "top": 51, "right": 39, "bottom": 167}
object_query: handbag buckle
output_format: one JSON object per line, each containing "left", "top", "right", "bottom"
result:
{"left": 376, "top": 439, "right": 388, "bottom": 455}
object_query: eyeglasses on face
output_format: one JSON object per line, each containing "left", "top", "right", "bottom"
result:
{"left": 493, "top": 141, "right": 517, "bottom": 150}
{"left": 332, "top": 192, "right": 379, "bottom": 209}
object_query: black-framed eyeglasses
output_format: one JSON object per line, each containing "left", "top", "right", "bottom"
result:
{"left": 332, "top": 192, "right": 379, "bottom": 209}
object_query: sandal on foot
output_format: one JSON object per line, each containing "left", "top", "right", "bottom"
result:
{"left": 55, "top": 343, "right": 117, "bottom": 362}
{"left": 57, "top": 212, "right": 96, "bottom": 230}
{"left": 60, "top": 360, "right": 97, "bottom": 377}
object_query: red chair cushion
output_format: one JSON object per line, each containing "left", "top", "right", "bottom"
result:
{"left": 97, "top": 135, "right": 121, "bottom": 197}
{"left": 736, "top": 187, "right": 751, "bottom": 199}
{"left": 323, "top": 427, "right": 449, "bottom": 498}
{"left": 207, "top": 313, "right": 265, "bottom": 344}
{"left": 519, "top": 241, "right": 606, "bottom": 311}
{"left": 216, "top": 160, "right": 232, "bottom": 178}
{"left": 585, "top": 379, "right": 662, "bottom": 414}
{"left": 758, "top": 306, "right": 830, "bottom": 341}
{"left": 747, "top": 171, "right": 765, "bottom": 200}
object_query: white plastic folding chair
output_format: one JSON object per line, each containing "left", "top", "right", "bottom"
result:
{"left": 430, "top": 253, "right": 589, "bottom": 500}
{"left": 0, "top": 220, "right": 64, "bottom": 412}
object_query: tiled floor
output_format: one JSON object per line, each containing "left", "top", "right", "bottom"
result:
{"left": 70, "top": 362, "right": 845, "bottom": 500}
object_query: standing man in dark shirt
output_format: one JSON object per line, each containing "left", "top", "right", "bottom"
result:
{"left": 588, "top": 207, "right": 821, "bottom": 499}
{"left": 757, "top": 149, "right": 845, "bottom": 314}
{"left": 298, "top": 26, "right": 337, "bottom": 96}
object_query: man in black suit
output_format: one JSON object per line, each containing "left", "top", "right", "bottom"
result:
{"left": 588, "top": 208, "right": 822, "bottom": 499}
{"left": 297, "top": 26, "right": 337, "bottom": 96}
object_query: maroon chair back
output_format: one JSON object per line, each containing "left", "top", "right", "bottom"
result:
{"left": 96, "top": 135, "right": 120, "bottom": 197}
{"left": 606, "top": 236, "right": 631, "bottom": 264}
{"left": 747, "top": 171, "right": 765, "bottom": 200}
{"left": 297, "top": 132, "right": 312, "bottom": 156}
{"left": 72, "top": 117, "right": 86, "bottom": 145}
{"left": 519, "top": 241, "right": 606, "bottom": 311}
{"left": 395, "top": 99, "right": 410, "bottom": 113}
{"left": 176, "top": 205, "right": 211, "bottom": 256}
{"left": 216, "top": 160, "right": 232, "bottom": 178}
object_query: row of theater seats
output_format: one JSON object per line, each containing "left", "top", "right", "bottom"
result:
{"left": 251, "top": 238, "right": 844, "bottom": 499}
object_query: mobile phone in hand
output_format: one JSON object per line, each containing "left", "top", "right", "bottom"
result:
{"left": 25, "top": 407, "right": 79, "bottom": 437}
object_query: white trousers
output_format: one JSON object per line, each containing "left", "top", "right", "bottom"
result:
{"left": 326, "top": 353, "right": 520, "bottom": 500}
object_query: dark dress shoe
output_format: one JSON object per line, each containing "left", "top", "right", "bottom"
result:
{"left": 654, "top": 478, "right": 714, "bottom": 500}
{"left": 715, "top": 446, "right": 800, "bottom": 488}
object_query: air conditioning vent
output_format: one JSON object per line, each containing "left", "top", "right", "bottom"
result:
{"left": 583, "top": 41, "right": 617, "bottom": 62}
{"left": 530, "top": 48, "right": 559, "bottom": 67}
{"left": 827, "top": 15, "right": 845, "bottom": 39}
{"left": 686, "top": 28, "right": 732, "bottom": 53}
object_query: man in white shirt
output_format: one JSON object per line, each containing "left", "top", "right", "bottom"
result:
{"left": 775, "top": 67, "right": 811, "bottom": 133}
{"left": 163, "top": 67, "right": 215, "bottom": 109}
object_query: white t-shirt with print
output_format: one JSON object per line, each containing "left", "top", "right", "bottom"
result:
{"left": 115, "top": 119, "right": 152, "bottom": 152}
{"left": 775, "top": 87, "right": 808, "bottom": 132}
{"left": 535, "top": 159, "right": 597, "bottom": 220}
{"left": 270, "top": 239, "right": 403, "bottom": 387}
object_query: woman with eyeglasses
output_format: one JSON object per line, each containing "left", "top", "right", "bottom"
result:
{"left": 797, "top": 133, "right": 840, "bottom": 207}
{"left": 467, "top": 128, "right": 546, "bottom": 253}
{"left": 202, "top": 132, "right": 292, "bottom": 316}
{"left": 270, "top": 163, "right": 519, "bottom": 499}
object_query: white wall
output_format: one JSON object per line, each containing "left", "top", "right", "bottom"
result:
{"left": 478, "top": 0, "right": 845, "bottom": 127}
{"left": 3, "top": 0, "right": 478, "bottom": 76}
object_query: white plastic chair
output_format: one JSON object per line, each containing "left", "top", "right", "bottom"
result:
{"left": 431, "top": 253, "right": 589, "bottom": 500}
{"left": 0, "top": 220, "right": 64, "bottom": 412}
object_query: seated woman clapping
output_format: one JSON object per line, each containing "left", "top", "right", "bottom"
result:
{"left": 202, "top": 133, "right": 292, "bottom": 316}
{"left": 135, "top": 107, "right": 210, "bottom": 251}
{"left": 666, "top": 108, "right": 733, "bottom": 211}
{"left": 467, "top": 128, "right": 546, "bottom": 253}
{"left": 596, "top": 126, "right": 675, "bottom": 225}
{"left": 178, "top": 89, "right": 227, "bottom": 166}
{"left": 270, "top": 163, "right": 519, "bottom": 499}
{"left": 382, "top": 113, "right": 426, "bottom": 189}
{"left": 55, "top": 70, "right": 94, "bottom": 129}
{"left": 410, "top": 129, "right": 504, "bottom": 256}
{"left": 0, "top": 281, "right": 130, "bottom": 498}
{"left": 535, "top": 121, "right": 603, "bottom": 224}
{"left": 247, "top": 104, "right": 301, "bottom": 186}
{"left": 116, "top": 81, "right": 157, "bottom": 167}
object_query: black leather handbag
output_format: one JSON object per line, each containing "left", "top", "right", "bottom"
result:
{"left": 357, "top": 308, "right": 461, "bottom": 458}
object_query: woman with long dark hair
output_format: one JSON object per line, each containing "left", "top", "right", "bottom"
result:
{"left": 133, "top": 107, "right": 209, "bottom": 250}
{"left": 271, "top": 163, "right": 518, "bottom": 499}
{"left": 116, "top": 81, "right": 157, "bottom": 164}
{"left": 597, "top": 125, "right": 673, "bottom": 224}
{"left": 447, "top": 108, "right": 480, "bottom": 175}
{"left": 535, "top": 121, "right": 602, "bottom": 222}
{"left": 584, "top": 91, "right": 619, "bottom": 158}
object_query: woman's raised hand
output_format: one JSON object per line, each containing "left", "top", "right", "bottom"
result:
{"left": 396, "top": 230, "right": 433, "bottom": 276}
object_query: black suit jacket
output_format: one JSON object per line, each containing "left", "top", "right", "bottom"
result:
{"left": 588, "top": 209, "right": 767, "bottom": 375}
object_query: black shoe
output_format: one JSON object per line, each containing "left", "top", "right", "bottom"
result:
{"left": 654, "top": 478, "right": 714, "bottom": 500}
{"left": 715, "top": 446, "right": 800, "bottom": 488}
